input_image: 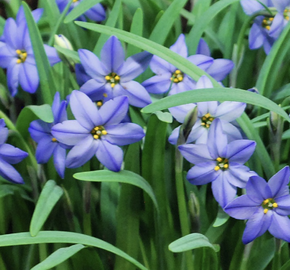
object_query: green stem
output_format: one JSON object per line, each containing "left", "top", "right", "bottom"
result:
{"left": 272, "top": 239, "right": 281, "bottom": 270}
{"left": 83, "top": 179, "right": 92, "bottom": 235}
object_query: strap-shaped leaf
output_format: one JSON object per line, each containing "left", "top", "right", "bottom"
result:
{"left": 74, "top": 170, "right": 158, "bottom": 211}
{"left": 31, "top": 244, "right": 85, "bottom": 270}
{"left": 30, "top": 180, "right": 63, "bottom": 237}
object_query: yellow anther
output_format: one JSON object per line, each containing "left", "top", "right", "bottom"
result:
{"left": 73, "top": 0, "right": 78, "bottom": 2}
{"left": 178, "top": 77, "right": 183, "bottom": 82}
{"left": 94, "top": 126, "right": 100, "bottom": 131}
{"left": 269, "top": 17, "right": 273, "bottom": 21}
{"left": 216, "top": 157, "right": 222, "bottom": 162}
{"left": 103, "top": 93, "right": 108, "bottom": 97}
{"left": 286, "top": 16, "right": 290, "bottom": 20}
{"left": 93, "top": 135, "right": 99, "bottom": 140}
{"left": 201, "top": 123, "right": 205, "bottom": 126}
{"left": 266, "top": 26, "right": 270, "bottom": 30}
{"left": 224, "top": 164, "right": 229, "bottom": 169}
{"left": 170, "top": 77, "right": 173, "bottom": 81}
{"left": 115, "top": 75, "right": 120, "bottom": 80}
{"left": 175, "top": 70, "right": 181, "bottom": 74}
{"left": 97, "top": 101, "right": 102, "bottom": 106}
{"left": 206, "top": 124, "right": 210, "bottom": 128}
{"left": 111, "top": 83, "right": 115, "bottom": 88}
{"left": 101, "top": 130, "right": 107, "bottom": 135}
{"left": 51, "top": 138, "right": 57, "bottom": 142}
{"left": 209, "top": 117, "right": 214, "bottom": 121}
{"left": 16, "top": 49, "right": 21, "bottom": 54}
{"left": 263, "top": 199, "right": 269, "bottom": 205}
{"left": 16, "top": 59, "right": 22, "bottom": 64}
{"left": 105, "top": 75, "right": 111, "bottom": 80}
{"left": 214, "top": 166, "right": 220, "bottom": 171}
{"left": 204, "top": 113, "right": 211, "bottom": 118}
{"left": 262, "top": 19, "right": 267, "bottom": 23}
{"left": 273, "top": 203, "right": 278, "bottom": 208}
{"left": 173, "top": 78, "right": 179, "bottom": 83}
{"left": 264, "top": 209, "right": 268, "bottom": 214}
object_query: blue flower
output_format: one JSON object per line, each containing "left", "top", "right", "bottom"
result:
{"left": 142, "top": 34, "right": 234, "bottom": 96}
{"left": 51, "top": 91, "right": 145, "bottom": 172}
{"left": 56, "top": 0, "right": 106, "bottom": 22}
{"left": 168, "top": 76, "right": 246, "bottom": 145}
{"left": 0, "top": 6, "right": 60, "bottom": 96}
{"left": 29, "top": 92, "right": 69, "bottom": 178}
{"left": 178, "top": 118, "right": 256, "bottom": 208}
{"left": 0, "top": 119, "right": 28, "bottom": 184}
{"left": 77, "top": 36, "right": 152, "bottom": 108}
{"left": 224, "top": 166, "right": 290, "bottom": 244}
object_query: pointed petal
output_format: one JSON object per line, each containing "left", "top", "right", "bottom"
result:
{"left": 44, "top": 44, "right": 61, "bottom": 66}
{"left": 178, "top": 144, "right": 212, "bottom": 164}
{"left": 52, "top": 92, "right": 67, "bottom": 123}
{"left": 53, "top": 145, "right": 66, "bottom": 179}
{"left": 221, "top": 121, "right": 243, "bottom": 142}
{"left": 29, "top": 120, "right": 51, "bottom": 142}
{"left": 96, "top": 140, "right": 123, "bottom": 172}
{"left": 206, "top": 59, "right": 234, "bottom": 81}
{"left": 211, "top": 171, "right": 237, "bottom": 208}
{"left": 196, "top": 38, "right": 211, "bottom": 56}
{"left": 187, "top": 54, "right": 213, "bottom": 71}
{"left": 19, "top": 63, "right": 39, "bottom": 93}
{"left": 169, "top": 34, "right": 188, "bottom": 58}
{"left": 168, "top": 103, "right": 196, "bottom": 123}
{"left": 246, "top": 176, "right": 272, "bottom": 203}
{"left": 35, "top": 136, "right": 57, "bottom": 163}
{"left": 168, "top": 126, "right": 180, "bottom": 145}
{"left": 268, "top": 166, "right": 290, "bottom": 198}
{"left": 0, "top": 158, "right": 24, "bottom": 184}
{"left": 119, "top": 51, "right": 152, "bottom": 81}
{"left": 275, "top": 195, "right": 290, "bottom": 215}
{"left": 0, "top": 44, "right": 15, "bottom": 68}
{"left": 249, "top": 22, "right": 264, "bottom": 50}
{"left": 186, "top": 162, "right": 219, "bottom": 185}
{"left": 150, "top": 55, "right": 174, "bottom": 74}
{"left": 226, "top": 140, "right": 256, "bottom": 163}
{"left": 78, "top": 49, "right": 108, "bottom": 78}
{"left": 215, "top": 101, "right": 246, "bottom": 121}
{"left": 269, "top": 213, "right": 290, "bottom": 242}
{"left": 240, "top": 0, "right": 265, "bottom": 15}
{"left": 242, "top": 208, "right": 272, "bottom": 244}
{"left": 0, "top": 144, "right": 28, "bottom": 164}
{"left": 101, "top": 36, "right": 125, "bottom": 73}
{"left": 70, "top": 90, "right": 102, "bottom": 129}
{"left": 195, "top": 75, "right": 213, "bottom": 89}
{"left": 66, "top": 135, "right": 98, "bottom": 168}
{"left": 4, "top": 18, "right": 20, "bottom": 49}
{"left": 142, "top": 74, "right": 171, "bottom": 94}
{"left": 7, "top": 61, "right": 20, "bottom": 96}
{"left": 99, "top": 95, "right": 129, "bottom": 125}
{"left": 228, "top": 163, "right": 257, "bottom": 188}
{"left": 224, "top": 194, "right": 259, "bottom": 219}
{"left": 0, "top": 120, "right": 8, "bottom": 144}
{"left": 119, "top": 81, "right": 152, "bottom": 108}
{"left": 84, "top": 3, "right": 106, "bottom": 21}
{"left": 79, "top": 79, "right": 107, "bottom": 102}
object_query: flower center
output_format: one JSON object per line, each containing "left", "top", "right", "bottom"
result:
{"left": 105, "top": 72, "right": 120, "bottom": 88}
{"left": 214, "top": 157, "right": 229, "bottom": 171}
{"left": 201, "top": 113, "right": 214, "bottom": 128}
{"left": 262, "top": 198, "right": 278, "bottom": 214}
{"left": 261, "top": 16, "right": 274, "bottom": 31}
{"left": 171, "top": 70, "right": 184, "bottom": 83}
{"left": 16, "top": 49, "right": 27, "bottom": 64}
{"left": 91, "top": 125, "right": 107, "bottom": 140}
{"left": 51, "top": 137, "right": 58, "bottom": 142}
{"left": 284, "top": 8, "right": 290, "bottom": 20}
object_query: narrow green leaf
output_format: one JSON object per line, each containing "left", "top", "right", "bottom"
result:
{"left": 22, "top": 2, "right": 55, "bottom": 104}
{"left": 149, "top": 0, "right": 187, "bottom": 44}
{"left": 187, "top": 0, "right": 241, "bottom": 55}
{"left": 64, "top": 0, "right": 103, "bottom": 23}
{"left": 213, "top": 208, "right": 229, "bottom": 227}
{"left": 16, "top": 104, "right": 54, "bottom": 140}
{"left": 141, "top": 88, "right": 290, "bottom": 122}
{"left": 31, "top": 244, "right": 85, "bottom": 270}
{"left": 75, "top": 22, "right": 213, "bottom": 83}
{"left": 74, "top": 170, "right": 158, "bottom": 211}
{"left": 256, "top": 18, "right": 290, "bottom": 97}
{"left": 54, "top": 45, "right": 80, "bottom": 62}
{"left": 0, "top": 231, "right": 147, "bottom": 270}
{"left": 41, "top": 0, "right": 60, "bottom": 31}
{"left": 154, "top": 111, "right": 173, "bottom": 123}
{"left": 93, "top": 0, "right": 122, "bottom": 55}
{"left": 169, "top": 233, "right": 219, "bottom": 253}
{"left": 30, "top": 180, "right": 63, "bottom": 237}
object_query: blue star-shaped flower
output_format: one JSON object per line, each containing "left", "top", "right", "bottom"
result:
{"left": 51, "top": 91, "right": 145, "bottom": 172}
{"left": 0, "top": 119, "right": 28, "bottom": 184}
{"left": 0, "top": 6, "right": 61, "bottom": 95}
{"left": 178, "top": 118, "right": 256, "bottom": 208}
{"left": 225, "top": 166, "right": 290, "bottom": 244}
{"left": 76, "top": 36, "right": 152, "bottom": 108}
{"left": 29, "top": 92, "right": 69, "bottom": 178}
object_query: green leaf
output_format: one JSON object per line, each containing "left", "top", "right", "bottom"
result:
{"left": 213, "top": 208, "right": 229, "bottom": 227}
{"left": 30, "top": 180, "right": 63, "bottom": 237}
{"left": 149, "top": 0, "right": 187, "bottom": 44}
{"left": 0, "top": 231, "right": 147, "bottom": 270}
{"left": 154, "top": 111, "right": 173, "bottom": 123}
{"left": 31, "top": 244, "right": 85, "bottom": 270}
{"left": 93, "top": 0, "right": 122, "bottom": 55}
{"left": 74, "top": 170, "right": 158, "bottom": 211}
{"left": 22, "top": 2, "right": 55, "bottom": 104}
{"left": 75, "top": 22, "right": 213, "bottom": 83}
{"left": 54, "top": 45, "right": 80, "bottom": 62}
{"left": 16, "top": 104, "right": 54, "bottom": 140}
{"left": 141, "top": 88, "right": 290, "bottom": 122}
{"left": 169, "top": 233, "right": 219, "bottom": 253}
{"left": 64, "top": 0, "right": 103, "bottom": 23}
{"left": 187, "top": 0, "right": 241, "bottom": 55}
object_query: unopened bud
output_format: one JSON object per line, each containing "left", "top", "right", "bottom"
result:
{"left": 178, "top": 106, "right": 198, "bottom": 144}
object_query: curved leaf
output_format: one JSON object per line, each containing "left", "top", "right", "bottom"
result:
{"left": 31, "top": 244, "right": 85, "bottom": 270}
{"left": 0, "top": 231, "right": 147, "bottom": 270}
{"left": 169, "top": 233, "right": 219, "bottom": 253}
{"left": 30, "top": 180, "right": 63, "bottom": 237}
{"left": 74, "top": 170, "right": 158, "bottom": 210}
{"left": 141, "top": 88, "right": 290, "bottom": 122}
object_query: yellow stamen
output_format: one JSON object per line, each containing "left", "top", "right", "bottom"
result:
{"left": 223, "top": 164, "right": 229, "bottom": 169}
{"left": 94, "top": 127, "right": 100, "bottom": 131}
{"left": 111, "top": 83, "right": 115, "bottom": 88}
{"left": 105, "top": 75, "right": 111, "bottom": 80}
{"left": 266, "top": 26, "right": 270, "bottom": 30}
{"left": 204, "top": 113, "right": 211, "bottom": 118}
{"left": 103, "top": 93, "right": 108, "bottom": 97}
{"left": 269, "top": 17, "right": 273, "bottom": 21}
{"left": 97, "top": 101, "right": 102, "bottom": 107}
{"left": 102, "top": 130, "right": 107, "bottom": 135}
{"left": 51, "top": 138, "right": 57, "bottom": 142}
{"left": 264, "top": 209, "right": 268, "bottom": 214}
{"left": 273, "top": 203, "right": 278, "bottom": 208}
{"left": 16, "top": 59, "right": 22, "bottom": 64}
{"left": 216, "top": 157, "right": 222, "bottom": 162}
{"left": 16, "top": 49, "right": 21, "bottom": 54}
{"left": 93, "top": 135, "right": 99, "bottom": 140}
{"left": 214, "top": 166, "right": 220, "bottom": 171}
{"left": 263, "top": 199, "right": 269, "bottom": 205}
{"left": 175, "top": 70, "right": 181, "bottom": 74}
{"left": 115, "top": 75, "right": 120, "bottom": 80}
{"left": 178, "top": 77, "right": 183, "bottom": 82}
{"left": 201, "top": 123, "right": 205, "bottom": 126}
{"left": 173, "top": 78, "right": 179, "bottom": 83}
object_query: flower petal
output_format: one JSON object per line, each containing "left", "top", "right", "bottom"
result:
{"left": 246, "top": 175, "right": 272, "bottom": 203}
{"left": 186, "top": 162, "right": 218, "bottom": 185}
{"left": 4, "top": 18, "right": 20, "bottom": 49}
{"left": 44, "top": 44, "right": 61, "bottom": 66}
{"left": 150, "top": 55, "right": 175, "bottom": 74}
{"left": 226, "top": 140, "right": 256, "bottom": 163}
{"left": 249, "top": 22, "right": 264, "bottom": 50}
{"left": 195, "top": 75, "right": 213, "bottom": 89}
{"left": 169, "top": 34, "right": 188, "bottom": 58}
{"left": 96, "top": 140, "right": 123, "bottom": 172}
{"left": 196, "top": 38, "right": 210, "bottom": 56}
{"left": 101, "top": 36, "right": 125, "bottom": 73}
{"left": 0, "top": 158, "right": 24, "bottom": 184}
{"left": 268, "top": 166, "right": 290, "bottom": 198}
{"left": 206, "top": 59, "right": 234, "bottom": 81}
{"left": 169, "top": 103, "right": 196, "bottom": 123}
{"left": 215, "top": 101, "right": 246, "bottom": 122}
{"left": 275, "top": 195, "right": 290, "bottom": 215}
{"left": 19, "top": 62, "right": 39, "bottom": 93}
{"left": 178, "top": 144, "right": 212, "bottom": 164}
{"left": 142, "top": 74, "right": 171, "bottom": 94}
{"left": 29, "top": 120, "right": 52, "bottom": 142}
{"left": 105, "top": 123, "right": 144, "bottom": 146}
{"left": 7, "top": 61, "right": 20, "bottom": 96}
{"left": 268, "top": 213, "right": 290, "bottom": 242}
{"left": 0, "top": 144, "right": 28, "bottom": 164}
{"left": 0, "top": 44, "right": 15, "bottom": 68}
{"left": 228, "top": 163, "right": 257, "bottom": 188}
{"left": 53, "top": 144, "right": 66, "bottom": 179}
{"left": 84, "top": 3, "right": 106, "bottom": 21}
{"left": 35, "top": 136, "right": 57, "bottom": 163}
{"left": 242, "top": 208, "right": 272, "bottom": 244}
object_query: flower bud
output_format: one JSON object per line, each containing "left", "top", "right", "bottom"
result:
{"left": 54, "top": 34, "right": 76, "bottom": 67}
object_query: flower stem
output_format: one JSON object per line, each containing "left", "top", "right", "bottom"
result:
{"left": 83, "top": 178, "right": 92, "bottom": 235}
